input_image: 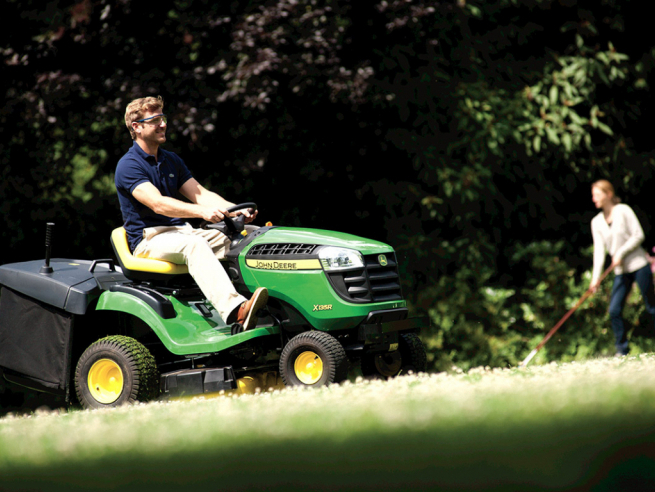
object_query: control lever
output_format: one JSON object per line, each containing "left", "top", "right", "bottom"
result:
{"left": 39, "top": 222, "right": 55, "bottom": 275}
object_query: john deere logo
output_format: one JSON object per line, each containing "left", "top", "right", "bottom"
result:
{"left": 378, "top": 254, "right": 388, "bottom": 267}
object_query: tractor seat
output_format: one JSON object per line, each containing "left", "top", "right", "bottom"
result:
{"left": 111, "top": 227, "right": 189, "bottom": 281}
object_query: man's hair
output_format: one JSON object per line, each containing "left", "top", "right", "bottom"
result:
{"left": 125, "top": 96, "right": 164, "bottom": 140}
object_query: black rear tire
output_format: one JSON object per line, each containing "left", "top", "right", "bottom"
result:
{"left": 280, "top": 331, "right": 348, "bottom": 387}
{"left": 75, "top": 335, "right": 159, "bottom": 409}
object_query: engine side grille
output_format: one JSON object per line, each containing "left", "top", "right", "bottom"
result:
{"left": 247, "top": 244, "right": 319, "bottom": 256}
{"left": 326, "top": 252, "right": 403, "bottom": 303}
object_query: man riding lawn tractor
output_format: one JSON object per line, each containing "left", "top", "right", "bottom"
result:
{"left": 0, "top": 97, "right": 427, "bottom": 410}
{"left": 116, "top": 96, "right": 268, "bottom": 333}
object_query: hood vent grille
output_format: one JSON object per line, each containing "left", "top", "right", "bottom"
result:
{"left": 247, "top": 244, "right": 318, "bottom": 256}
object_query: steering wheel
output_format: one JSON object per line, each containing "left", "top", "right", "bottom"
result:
{"left": 225, "top": 202, "right": 258, "bottom": 214}
{"left": 203, "top": 202, "right": 258, "bottom": 235}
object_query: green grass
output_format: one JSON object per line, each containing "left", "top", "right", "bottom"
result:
{"left": 2, "top": 356, "right": 655, "bottom": 491}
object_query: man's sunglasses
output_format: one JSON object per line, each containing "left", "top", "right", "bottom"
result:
{"left": 135, "top": 114, "right": 167, "bottom": 125}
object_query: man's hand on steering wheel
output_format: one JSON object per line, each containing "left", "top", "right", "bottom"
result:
{"left": 199, "top": 202, "right": 259, "bottom": 230}
{"left": 224, "top": 203, "right": 258, "bottom": 224}
{"left": 236, "top": 208, "right": 258, "bottom": 224}
{"left": 201, "top": 207, "right": 227, "bottom": 224}
{"left": 200, "top": 207, "right": 256, "bottom": 224}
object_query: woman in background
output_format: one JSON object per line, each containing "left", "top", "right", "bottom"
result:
{"left": 590, "top": 179, "right": 655, "bottom": 355}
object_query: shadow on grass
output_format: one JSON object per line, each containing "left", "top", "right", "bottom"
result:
{"left": 1, "top": 412, "right": 654, "bottom": 491}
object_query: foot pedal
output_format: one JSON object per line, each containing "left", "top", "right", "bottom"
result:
{"left": 231, "top": 323, "right": 244, "bottom": 335}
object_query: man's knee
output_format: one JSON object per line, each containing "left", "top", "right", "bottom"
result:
{"left": 184, "top": 235, "right": 214, "bottom": 255}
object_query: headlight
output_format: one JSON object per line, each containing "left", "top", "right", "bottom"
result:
{"left": 318, "top": 247, "right": 364, "bottom": 271}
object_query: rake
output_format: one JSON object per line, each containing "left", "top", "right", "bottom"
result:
{"left": 519, "top": 265, "right": 614, "bottom": 368}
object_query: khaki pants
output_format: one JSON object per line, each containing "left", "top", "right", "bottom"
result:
{"left": 133, "top": 223, "right": 248, "bottom": 322}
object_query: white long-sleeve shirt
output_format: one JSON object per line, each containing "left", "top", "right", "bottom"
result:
{"left": 591, "top": 203, "right": 649, "bottom": 283}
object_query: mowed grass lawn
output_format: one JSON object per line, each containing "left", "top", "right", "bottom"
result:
{"left": 2, "top": 356, "right": 655, "bottom": 491}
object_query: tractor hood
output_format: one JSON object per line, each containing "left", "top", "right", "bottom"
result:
{"left": 248, "top": 227, "right": 394, "bottom": 255}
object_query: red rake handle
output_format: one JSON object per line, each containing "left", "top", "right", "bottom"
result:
{"left": 519, "top": 264, "right": 614, "bottom": 368}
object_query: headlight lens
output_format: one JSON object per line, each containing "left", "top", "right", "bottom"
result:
{"left": 318, "top": 247, "right": 364, "bottom": 271}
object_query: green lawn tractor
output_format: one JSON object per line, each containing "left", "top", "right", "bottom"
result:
{"left": 0, "top": 204, "right": 428, "bottom": 410}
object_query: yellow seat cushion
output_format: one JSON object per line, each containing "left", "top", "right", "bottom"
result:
{"left": 111, "top": 227, "right": 189, "bottom": 275}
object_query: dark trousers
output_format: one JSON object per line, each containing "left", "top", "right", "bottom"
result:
{"left": 609, "top": 264, "right": 655, "bottom": 355}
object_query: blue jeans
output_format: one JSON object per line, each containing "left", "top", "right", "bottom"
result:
{"left": 609, "top": 264, "right": 655, "bottom": 355}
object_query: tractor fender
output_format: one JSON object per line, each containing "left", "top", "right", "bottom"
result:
{"left": 96, "top": 290, "right": 182, "bottom": 354}
{"left": 95, "top": 290, "right": 280, "bottom": 356}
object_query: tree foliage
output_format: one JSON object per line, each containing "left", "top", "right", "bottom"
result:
{"left": 2, "top": 0, "right": 655, "bottom": 367}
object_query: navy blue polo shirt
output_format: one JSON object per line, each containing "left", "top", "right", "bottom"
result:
{"left": 115, "top": 141, "right": 193, "bottom": 252}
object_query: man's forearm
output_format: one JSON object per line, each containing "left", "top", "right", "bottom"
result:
{"left": 194, "top": 188, "right": 234, "bottom": 210}
{"left": 133, "top": 180, "right": 228, "bottom": 223}
{"left": 179, "top": 178, "right": 234, "bottom": 210}
{"left": 150, "top": 195, "right": 206, "bottom": 219}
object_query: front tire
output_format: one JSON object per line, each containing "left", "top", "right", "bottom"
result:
{"left": 75, "top": 335, "right": 159, "bottom": 409}
{"left": 279, "top": 331, "right": 348, "bottom": 387}
{"left": 361, "top": 332, "right": 427, "bottom": 378}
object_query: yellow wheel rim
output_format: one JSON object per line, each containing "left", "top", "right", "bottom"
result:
{"left": 294, "top": 351, "right": 323, "bottom": 385}
{"left": 88, "top": 359, "right": 124, "bottom": 404}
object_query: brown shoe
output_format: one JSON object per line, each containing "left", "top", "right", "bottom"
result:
{"left": 235, "top": 287, "right": 269, "bottom": 331}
